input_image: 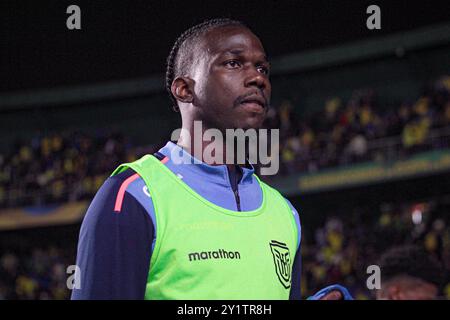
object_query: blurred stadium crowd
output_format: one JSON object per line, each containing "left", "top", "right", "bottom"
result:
{"left": 0, "top": 244, "right": 75, "bottom": 299}
{"left": 266, "top": 75, "right": 450, "bottom": 174}
{"left": 1, "top": 76, "right": 449, "bottom": 208}
{"left": 0, "top": 131, "right": 154, "bottom": 208}
{"left": 301, "top": 200, "right": 450, "bottom": 299}
{"left": 0, "top": 75, "right": 449, "bottom": 299}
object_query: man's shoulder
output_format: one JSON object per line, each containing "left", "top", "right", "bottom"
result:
{"left": 79, "top": 168, "right": 155, "bottom": 237}
{"left": 99, "top": 168, "right": 152, "bottom": 213}
{"left": 256, "top": 178, "right": 291, "bottom": 204}
{"left": 109, "top": 167, "right": 140, "bottom": 183}
{"left": 93, "top": 151, "right": 172, "bottom": 218}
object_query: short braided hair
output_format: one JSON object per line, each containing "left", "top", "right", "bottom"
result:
{"left": 378, "top": 245, "right": 445, "bottom": 287}
{"left": 165, "top": 18, "right": 247, "bottom": 112}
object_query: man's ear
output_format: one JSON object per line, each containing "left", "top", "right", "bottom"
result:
{"left": 171, "top": 77, "right": 195, "bottom": 104}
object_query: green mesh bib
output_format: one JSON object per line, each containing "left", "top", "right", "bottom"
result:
{"left": 111, "top": 154, "right": 298, "bottom": 300}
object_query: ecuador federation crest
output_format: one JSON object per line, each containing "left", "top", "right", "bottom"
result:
{"left": 269, "top": 240, "right": 291, "bottom": 289}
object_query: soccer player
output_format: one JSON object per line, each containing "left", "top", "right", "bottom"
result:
{"left": 376, "top": 245, "right": 445, "bottom": 300}
{"left": 71, "top": 18, "right": 351, "bottom": 300}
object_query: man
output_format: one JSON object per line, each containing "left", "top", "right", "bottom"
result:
{"left": 71, "top": 18, "right": 351, "bottom": 300}
{"left": 376, "top": 245, "right": 445, "bottom": 300}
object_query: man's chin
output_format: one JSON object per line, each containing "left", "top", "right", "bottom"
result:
{"left": 238, "top": 115, "right": 266, "bottom": 130}
{"left": 242, "top": 120, "right": 265, "bottom": 131}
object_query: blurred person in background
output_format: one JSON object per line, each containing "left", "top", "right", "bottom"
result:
{"left": 376, "top": 245, "right": 446, "bottom": 300}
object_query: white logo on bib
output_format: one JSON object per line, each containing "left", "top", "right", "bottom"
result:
{"left": 142, "top": 186, "right": 151, "bottom": 198}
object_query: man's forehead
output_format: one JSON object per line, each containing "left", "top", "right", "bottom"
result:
{"left": 198, "top": 26, "right": 266, "bottom": 58}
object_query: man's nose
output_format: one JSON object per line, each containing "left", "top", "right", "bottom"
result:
{"left": 244, "top": 68, "right": 267, "bottom": 89}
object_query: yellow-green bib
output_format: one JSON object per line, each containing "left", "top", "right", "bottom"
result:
{"left": 111, "top": 154, "right": 298, "bottom": 300}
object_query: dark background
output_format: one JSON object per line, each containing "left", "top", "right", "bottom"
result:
{"left": 1, "top": 0, "right": 449, "bottom": 92}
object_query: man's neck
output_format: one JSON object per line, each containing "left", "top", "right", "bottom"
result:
{"left": 177, "top": 125, "right": 246, "bottom": 167}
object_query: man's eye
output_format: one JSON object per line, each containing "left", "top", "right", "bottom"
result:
{"left": 224, "top": 60, "right": 241, "bottom": 68}
{"left": 257, "top": 65, "right": 269, "bottom": 75}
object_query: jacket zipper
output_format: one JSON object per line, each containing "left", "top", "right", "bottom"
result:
{"left": 234, "top": 188, "right": 241, "bottom": 212}
{"left": 228, "top": 165, "right": 242, "bottom": 211}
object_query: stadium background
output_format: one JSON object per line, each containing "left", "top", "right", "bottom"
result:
{"left": 0, "top": 0, "right": 449, "bottom": 299}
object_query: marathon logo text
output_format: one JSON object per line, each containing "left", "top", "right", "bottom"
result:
{"left": 188, "top": 249, "right": 241, "bottom": 261}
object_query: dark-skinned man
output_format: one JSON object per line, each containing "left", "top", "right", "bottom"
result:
{"left": 376, "top": 246, "right": 445, "bottom": 300}
{"left": 71, "top": 18, "right": 352, "bottom": 300}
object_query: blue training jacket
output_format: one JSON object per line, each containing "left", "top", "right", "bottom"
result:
{"left": 71, "top": 141, "right": 351, "bottom": 300}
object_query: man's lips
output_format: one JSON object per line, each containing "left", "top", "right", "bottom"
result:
{"left": 240, "top": 101, "right": 266, "bottom": 113}
{"left": 238, "top": 95, "right": 267, "bottom": 110}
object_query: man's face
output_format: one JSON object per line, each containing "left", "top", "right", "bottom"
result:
{"left": 191, "top": 26, "right": 271, "bottom": 132}
{"left": 377, "top": 279, "right": 439, "bottom": 300}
